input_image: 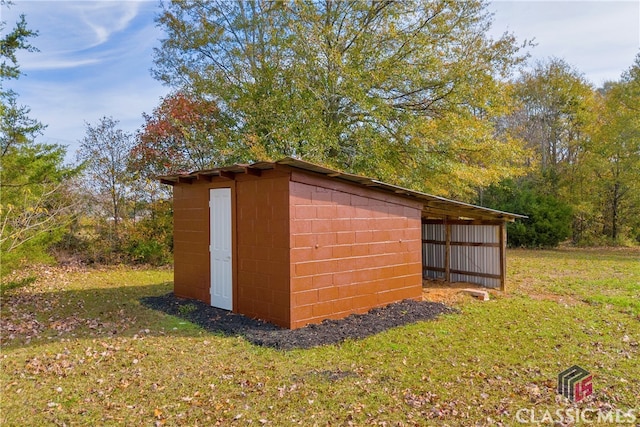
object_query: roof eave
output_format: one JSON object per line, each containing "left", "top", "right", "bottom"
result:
{"left": 158, "top": 157, "right": 527, "bottom": 222}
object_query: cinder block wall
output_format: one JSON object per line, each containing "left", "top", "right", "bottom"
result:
{"left": 173, "top": 181, "right": 230, "bottom": 303}
{"left": 172, "top": 168, "right": 423, "bottom": 329}
{"left": 288, "top": 171, "right": 423, "bottom": 329}
{"left": 235, "top": 172, "right": 291, "bottom": 327}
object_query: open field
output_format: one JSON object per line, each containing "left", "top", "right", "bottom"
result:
{"left": 1, "top": 248, "right": 639, "bottom": 426}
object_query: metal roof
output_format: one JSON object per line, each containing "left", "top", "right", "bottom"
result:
{"left": 158, "top": 157, "right": 526, "bottom": 222}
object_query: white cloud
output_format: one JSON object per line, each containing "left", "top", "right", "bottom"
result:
{"left": 22, "top": 56, "right": 103, "bottom": 70}
{"left": 73, "top": 1, "right": 142, "bottom": 47}
{"left": 3, "top": 1, "right": 167, "bottom": 163}
{"left": 489, "top": 1, "right": 640, "bottom": 85}
{"left": 4, "top": 0, "right": 638, "bottom": 165}
{"left": 2, "top": 1, "right": 147, "bottom": 71}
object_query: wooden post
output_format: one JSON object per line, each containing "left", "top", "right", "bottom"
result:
{"left": 499, "top": 222, "right": 507, "bottom": 292}
{"left": 444, "top": 219, "right": 451, "bottom": 283}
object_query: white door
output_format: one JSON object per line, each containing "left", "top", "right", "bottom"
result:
{"left": 209, "top": 188, "right": 232, "bottom": 310}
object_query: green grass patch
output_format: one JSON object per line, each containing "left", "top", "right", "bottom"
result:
{"left": 585, "top": 294, "right": 640, "bottom": 315}
{"left": 0, "top": 276, "right": 37, "bottom": 297}
{"left": 1, "top": 250, "right": 639, "bottom": 426}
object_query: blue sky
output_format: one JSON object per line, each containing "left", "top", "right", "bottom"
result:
{"left": 2, "top": 1, "right": 639, "bottom": 164}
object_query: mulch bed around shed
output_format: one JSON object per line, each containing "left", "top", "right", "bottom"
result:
{"left": 141, "top": 293, "right": 457, "bottom": 350}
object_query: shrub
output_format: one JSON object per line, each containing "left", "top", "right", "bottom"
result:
{"left": 53, "top": 200, "right": 173, "bottom": 266}
{"left": 123, "top": 200, "right": 173, "bottom": 265}
{"left": 481, "top": 179, "right": 572, "bottom": 248}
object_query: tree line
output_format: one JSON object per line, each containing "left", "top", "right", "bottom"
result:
{"left": 2, "top": 0, "right": 639, "bottom": 275}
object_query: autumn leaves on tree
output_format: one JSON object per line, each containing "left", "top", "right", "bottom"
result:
{"left": 2, "top": 0, "right": 639, "bottom": 274}
{"left": 141, "top": 0, "right": 638, "bottom": 245}
{"left": 149, "top": 0, "right": 528, "bottom": 199}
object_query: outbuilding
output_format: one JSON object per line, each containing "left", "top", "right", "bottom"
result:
{"left": 159, "top": 157, "right": 523, "bottom": 329}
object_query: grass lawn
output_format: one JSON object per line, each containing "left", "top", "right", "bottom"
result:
{"left": 1, "top": 248, "right": 639, "bottom": 426}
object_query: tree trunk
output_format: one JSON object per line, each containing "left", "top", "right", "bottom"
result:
{"left": 611, "top": 182, "right": 619, "bottom": 241}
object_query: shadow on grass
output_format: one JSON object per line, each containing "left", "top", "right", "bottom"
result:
{"left": 141, "top": 292, "right": 457, "bottom": 350}
{"left": 2, "top": 281, "right": 457, "bottom": 351}
{"left": 0, "top": 282, "right": 207, "bottom": 349}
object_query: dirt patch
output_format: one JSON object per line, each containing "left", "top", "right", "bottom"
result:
{"left": 422, "top": 280, "right": 585, "bottom": 308}
{"left": 422, "top": 280, "right": 501, "bottom": 304}
{"left": 141, "top": 293, "right": 457, "bottom": 350}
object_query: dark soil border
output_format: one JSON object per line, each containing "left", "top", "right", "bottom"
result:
{"left": 141, "top": 293, "right": 457, "bottom": 350}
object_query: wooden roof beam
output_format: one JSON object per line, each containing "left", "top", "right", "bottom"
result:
{"left": 197, "top": 174, "right": 213, "bottom": 182}
{"left": 422, "top": 206, "right": 464, "bottom": 218}
{"left": 245, "top": 167, "right": 262, "bottom": 177}
{"left": 219, "top": 170, "right": 236, "bottom": 180}
{"left": 177, "top": 176, "right": 195, "bottom": 184}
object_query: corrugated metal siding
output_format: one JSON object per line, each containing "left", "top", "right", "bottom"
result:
{"left": 423, "top": 223, "right": 445, "bottom": 241}
{"left": 422, "top": 222, "right": 502, "bottom": 288}
{"left": 451, "top": 224, "right": 498, "bottom": 243}
{"left": 450, "top": 245, "right": 500, "bottom": 275}
{"left": 423, "top": 244, "right": 445, "bottom": 279}
{"left": 423, "top": 223, "right": 445, "bottom": 279}
{"left": 450, "top": 273, "right": 501, "bottom": 288}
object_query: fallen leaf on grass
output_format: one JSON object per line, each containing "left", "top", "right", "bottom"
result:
{"left": 404, "top": 390, "right": 437, "bottom": 408}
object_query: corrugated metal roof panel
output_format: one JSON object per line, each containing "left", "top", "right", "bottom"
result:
{"left": 158, "top": 157, "right": 526, "bottom": 222}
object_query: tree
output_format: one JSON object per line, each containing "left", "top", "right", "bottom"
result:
{"left": 0, "top": 137, "right": 79, "bottom": 260}
{"left": 1, "top": 2, "right": 79, "bottom": 274}
{"left": 482, "top": 179, "right": 572, "bottom": 248}
{"left": 0, "top": 2, "right": 38, "bottom": 81}
{"left": 77, "top": 117, "right": 135, "bottom": 246}
{"left": 153, "top": 0, "right": 528, "bottom": 199}
{"left": 132, "top": 91, "right": 234, "bottom": 176}
{"left": 587, "top": 54, "right": 640, "bottom": 243}
{"left": 71, "top": 118, "right": 173, "bottom": 265}
{"left": 505, "top": 58, "right": 596, "bottom": 195}
{"left": 496, "top": 58, "right": 600, "bottom": 244}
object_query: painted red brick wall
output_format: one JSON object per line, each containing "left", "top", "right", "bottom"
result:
{"left": 173, "top": 180, "right": 232, "bottom": 303}
{"left": 288, "top": 171, "right": 423, "bottom": 329}
{"left": 172, "top": 167, "right": 423, "bottom": 329}
{"left": 235, "top": 172, "right": 291, "bottom": 327}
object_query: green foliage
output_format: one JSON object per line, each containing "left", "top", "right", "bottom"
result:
{"left": 0, "top": 113, "right": 80, "bottom": 275}
{"left": 178, "top": 303, "right": 198, "bottom": 316}
{"left": 499, "top": 55, "right": 640, "bottom": 246}
{"left": 0, "top": 7, "right": 81, "bottom": 275}
{"left": 125, "top": 240, "right": 165, "bottom": 265}
{"left": 0, "top": 4, "right": 38, "bottom": 81}
{"left": 56, "top": 199, "right": 173, "bottom": 266}
{"left": 61, "top": 118, "right": 175, "bottom": 267}
{"left": 505, "top": 59, "right": 596, "bottom": 193}
{"left": 124, "top": 200, "right": 173, "bottom": 265}
{"left": 152, "top": 0, "right": 528, "bottom": 199}
{"left": 584, "top": 54, "right": 640, "bottom": 244}
{"left": 0, "top": 275, "right": 36, "bottom": 297}
{"left": 482, "top": 179, "right": 572, "bottom": 247}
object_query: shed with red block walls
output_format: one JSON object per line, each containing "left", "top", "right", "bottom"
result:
{"left": 160, "top": 158, "right": 523, "bottom": 329}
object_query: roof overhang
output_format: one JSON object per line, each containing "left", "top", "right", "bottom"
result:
{"left": 158, "top": 157, "right": 526, "bottom": 222}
